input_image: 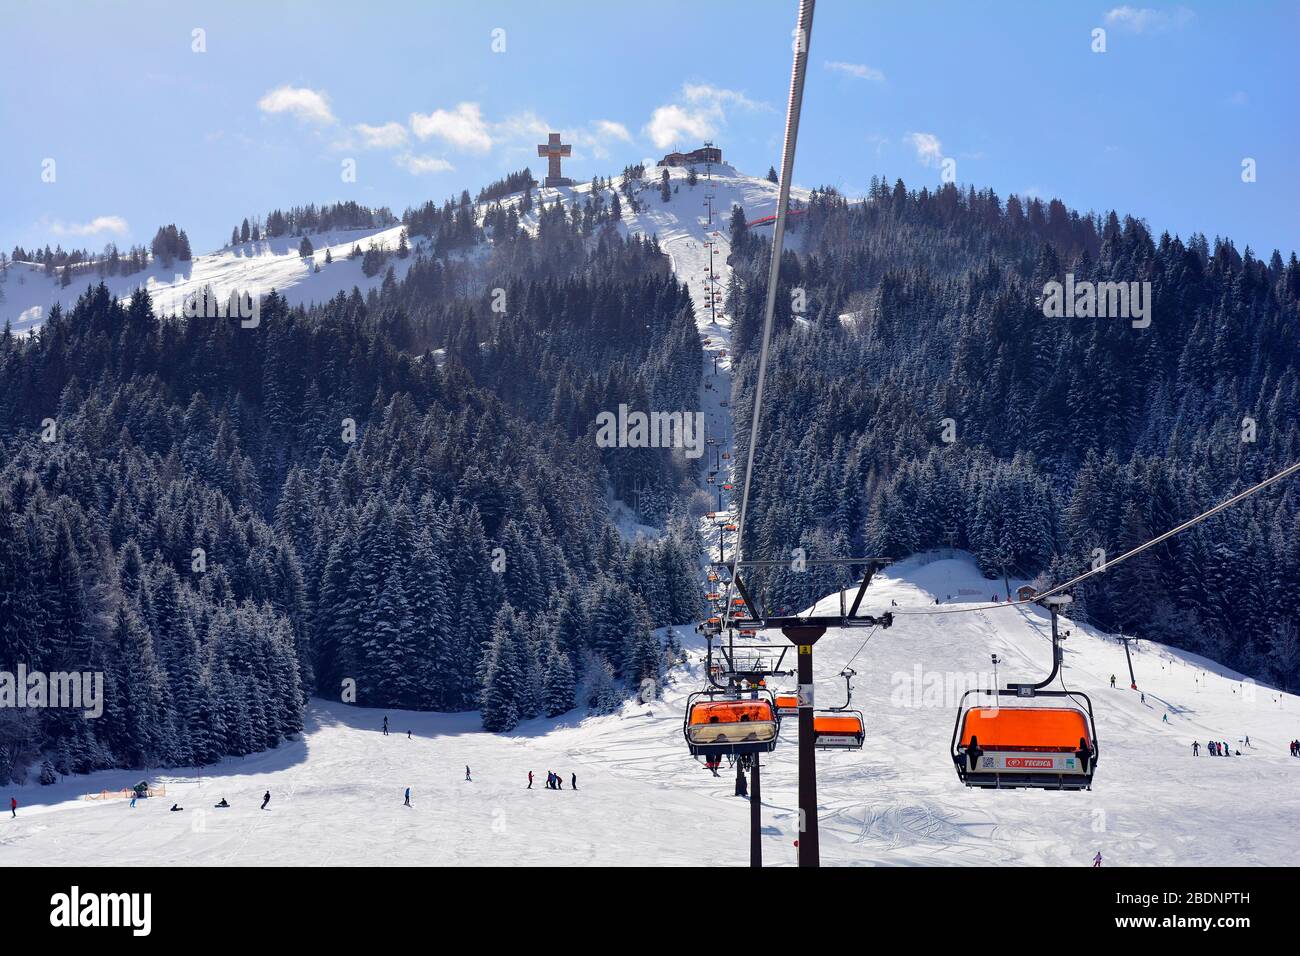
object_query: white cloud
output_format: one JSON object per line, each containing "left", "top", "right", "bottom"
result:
{"left": 593, "top": 119, "right": 632, "bottom": 142}
{"left": 495, "top": 110, "right": 550, "bottom": 142}
{"left": 355, "top": 121, "right": 409, "bottom": 149}
{"left": 906, "top": 132, "right": 944, "bottom": 168}
{"left": 1103, "top": 6, "right": 1195, "bottom": 33}
{"left": 257, "top": 85, "right": 336, "bottom": 125}
{"left": 410, "top": 102, "right": 493, "bottom": 152}
{"left": 681, "top": 83, "right": 764, "bottom": 111}
{"left": 50, "top": 215, "right": 129, "bottom": 238}
{"left": 396, "top": 153, "right": 455, "bottom": 175}
{"left": 644, "top": 105, "right": 715, "bottom": 150}
{"left": 825, "top": 60, "right": 885, "bottom": 82}
{"left": 493, "top": 112, "right": 633, "bottom": 160}
{"left": 644, "top": 84, "right": 766, "bottom": 150}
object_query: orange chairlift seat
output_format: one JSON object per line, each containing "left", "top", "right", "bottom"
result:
{"left": 812, "top": 713, "right": 865, "bottom": 750}
{"left": 811, "top": 668, "right": 865, "bottom": 751}
{"left": 952, "top": 704, "right": 1096, "bottom": 789}
{"left": 684, "top": 694, "right": 779, "bottom": 757}
{"left": 775, "top": 693, "right": 799, "bottom": 717}
{"left": 951, "top": 597, "right": 1098, "bottom": 790}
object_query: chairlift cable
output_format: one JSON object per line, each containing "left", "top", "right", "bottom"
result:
{"left": 891, "top": 457, "right": 1300, "bottom": 618}
{"left": 721, "top": 0, "right": 815, "bottom": 631}
{"left": 838, "top": 624, "right": 880, "bottom": 673}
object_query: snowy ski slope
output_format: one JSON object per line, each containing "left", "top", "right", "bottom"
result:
{"left": 5, "top": 554, "right": 1298, "bottom": 866}
{"left": 0, "top": 226, "right": 419, "bottom": 335}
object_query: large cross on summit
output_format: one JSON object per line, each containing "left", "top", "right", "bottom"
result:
{"left": 537, "top": 132, "right": 573, "bottom": 187}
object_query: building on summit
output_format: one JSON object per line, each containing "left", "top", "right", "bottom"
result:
{"left": 658, "top": 144, "right": 722, "bottom": 168}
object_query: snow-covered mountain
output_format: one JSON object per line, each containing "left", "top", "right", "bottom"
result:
{"left": 0, "top": 163, "right": 800, "bottom": 336}
{"left": 1, "top": 225, "right": 417, "bottom": 335}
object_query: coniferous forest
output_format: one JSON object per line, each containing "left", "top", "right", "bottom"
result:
{"left": 0, "top": 191, "right": 703, "bottom": 781}
{"left": 725, "top": 179, "right": 1300, "bottom": 688}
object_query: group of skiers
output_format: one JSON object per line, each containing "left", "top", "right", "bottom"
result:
{"left": 385, "top": 717, "right": 583, "bottom": 796}
{"left": 379, "top": 717, "right": 410, "bottom": 738}
{"left": 6, "top": 790, "right": 274, "bottom": 817}
{"left": 527, "top": 770, "right": 577, "bottom": 790}
{"left": 1288, "top": 740, "right": 1300, "bottom": 757}
{"left": 1192, "top": 740, "right": 1242, "bottom": 756}
{"left": 205, "top": 790, "right": 271, "bottom": 809}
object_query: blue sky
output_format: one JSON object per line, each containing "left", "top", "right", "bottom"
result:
{"left": 2, "top": 0, "right": 1295, "bottom": 257}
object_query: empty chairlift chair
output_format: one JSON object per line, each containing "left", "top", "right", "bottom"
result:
{"left": 952, "top": 702, "right": 1096, "bottom": 790}
{"left": 812, "top": 713, "right": 865, "bottom": 750}
{"left": 811, "top": 668, "right": 865, "bottom": 751}
{"left": 950, "top": 594, "right": 1098, "bottom": 790}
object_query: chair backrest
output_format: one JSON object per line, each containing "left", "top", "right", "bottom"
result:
{"left": 959, "top": 706, "right": 1091, "bottom": 751}
{"left": 813, "top": 714, "right": 862, "bottom": 735}
{"left": 689, "top": 699, "right": 774, "bottom": 725}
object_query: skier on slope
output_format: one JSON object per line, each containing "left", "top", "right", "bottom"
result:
{"left": 404, "top": 787, "right": 411, "bottom": 807}
{"left": 10, "top": 796, "right": 16, "bottom": 817}
{"left": 465, "top": 765, "right": 472, "bottom": 782}
{"left": 261, "top": 790, "right": 271, "bottom": 810}
{"left": 382, "top": 715, "right": 389, "bottom": 736}
{"left": 214, "top": 798, "right": 230, "bottom": 808}
{"left": 1110, "top": 675, "right": 1116, "bottom": 689}
{"left": 527, "top": 772, "right": 534, "bottom": 790}
{"left": 571, "top": 773, "right": 577, "bottom": 791}
{"left": 1192, "top": 740, "right": 1199, "bottom": 756}
{"left": 1093, "top": 852, "right": 1102, "bottom": 867}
